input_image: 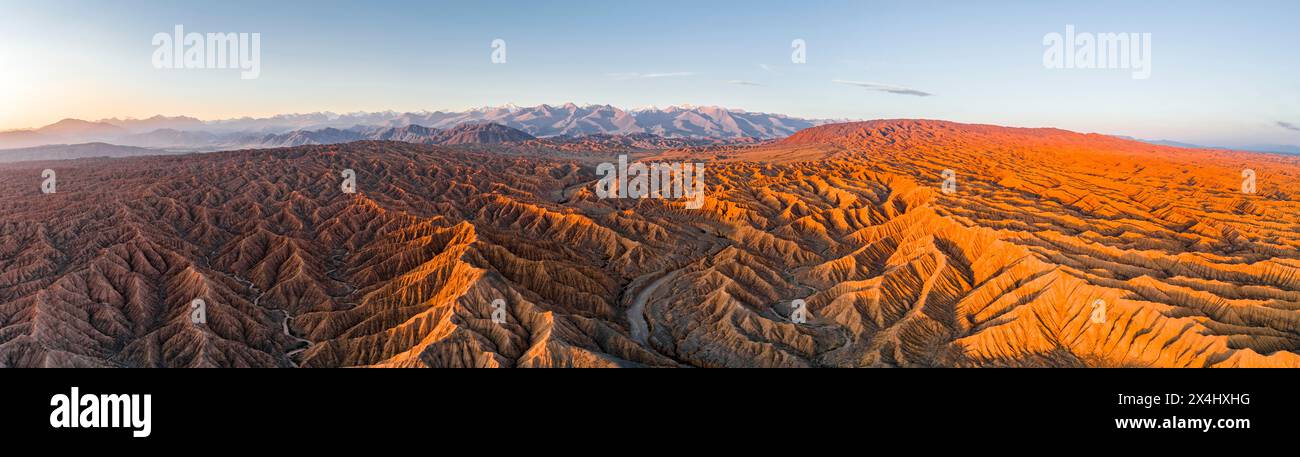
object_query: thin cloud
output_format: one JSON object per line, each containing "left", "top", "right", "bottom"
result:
{"left": 608, "top": 72, "right": 694, "bottom": 80}
{"left": 1278, "top": 121, "right": 1300, "bottom": 132}
{"left": 727, "top": 80, "right": 764, "bottom": 86}
{"left": 832, "top": 79, "right": 932, "bottom": 97}
{"left": 758, "top": 64, "right": 773, "bottom": 72}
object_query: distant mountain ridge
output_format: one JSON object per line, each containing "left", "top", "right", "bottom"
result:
{"left": 231, "top": 122, "right": 538, "bottom": 149}
{"left": 0, "top": 104, "right": 829, "bottom": 151}
{"left": 0, "top": 123, "right": 539, "bottom": 162}
{"left": 0, "top": 143, "right": 169, "bottom": 164}
{"left": 190, "top": 103, "right": 820, "bottom": 138}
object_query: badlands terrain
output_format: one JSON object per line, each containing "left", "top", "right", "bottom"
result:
{"left": 1, "top": 119, "right": 1298, "bottom": 367}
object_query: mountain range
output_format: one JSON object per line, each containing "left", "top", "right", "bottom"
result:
{"left": 0, "top": 104, "right": 827, "bottom": 152}
{"left": 0, "top": 123, "right": 542, "bottom": 163}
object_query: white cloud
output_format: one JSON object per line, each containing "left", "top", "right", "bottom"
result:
{"left": 832, "top": 79, "right": 932, "bottom": 97}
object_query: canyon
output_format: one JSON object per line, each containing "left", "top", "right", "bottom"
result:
{"left": 1, "top": 119, "right": 1297, "bottom": 367}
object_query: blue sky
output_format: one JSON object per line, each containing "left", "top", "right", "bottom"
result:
{"left": 1, "top": 0, "right": 1296, "bottom": 147}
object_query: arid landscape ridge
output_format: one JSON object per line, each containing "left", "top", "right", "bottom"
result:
{"left": 1, "top": 118, "right": 1298, "bottom": 368}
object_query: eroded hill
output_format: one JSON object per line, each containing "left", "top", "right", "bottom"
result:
{"left": 1, "top": 120, "right": 1298, "bottom": 367}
